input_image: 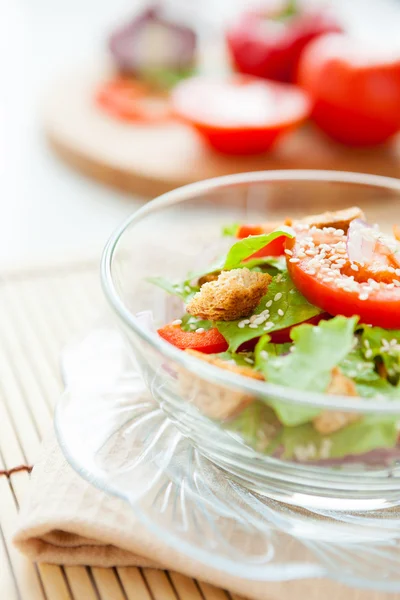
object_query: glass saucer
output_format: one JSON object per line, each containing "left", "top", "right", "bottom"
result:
{"left": 55, "top": 326, "right": 400, "bottom": 592}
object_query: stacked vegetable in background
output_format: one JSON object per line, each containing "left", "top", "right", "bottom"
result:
{"left": 98, "top": 1, "right": 400, "bottom": 152}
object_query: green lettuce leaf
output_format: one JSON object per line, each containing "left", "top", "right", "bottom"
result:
{"left": 180, "top": 314, "right": 213, "bottom": 332}
{"left": 212, "top": 350, "right": 256, "bottom": 367}
{"left": 226, "top": 403, "right": 398, "bottom": 460}
{"left": 240, "top": 255, "right": 287, "bottom": 273}
{"left": 146, "top": 276, "right": 199, "bottom": 301}
{"left": 356, "top": 379, "right": 400, "bottom": 400}
{"left": 279, "top": 416, "right": 398, "bottom": 460}
{"left": 224, "top": 402, "right": 281, "bottom": 453}
{"left": 263, "top": 316, "right": 358, "bottom": 392}
{"left": 216, "top": 272, "right": 322, "bottom": 352}
{"left": 222, "top": 223, "right": 240, "bottom": 237}
{"left": 256, "top": 316, "right": 358, "bottom": 426}
{"left": 360, "top": 326, "right": 400, "bottom": 386}
{"left": 223, "top": 229, "right": 293, "bottom": 270}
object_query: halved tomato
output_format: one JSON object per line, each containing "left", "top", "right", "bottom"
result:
{"left": 286, "top": 228, "right": 400, "bottom": 329}
{"left": 171, "top": 75, "right": 310, "bottom": 154}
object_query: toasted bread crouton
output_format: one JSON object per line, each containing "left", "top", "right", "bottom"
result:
{"left": 178, "top": 349, "right": 263, "bottom": 419}
{"left": 198, "top": 272, "right": 220, "bottom": 286}
{"left": 298, "top": 206, "right": 365, "bottom": 233}
{"left": 258, "top": 207, "right": 363, "bottom": 236}
{"left": 313, "top": 367, "right": 360, "bottom": 435}
{"left": 186, "top": 268, "right": 271, "bottom": 321}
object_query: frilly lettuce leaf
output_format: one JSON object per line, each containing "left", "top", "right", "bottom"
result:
{"left": 226, "top": 403, "right": 398, "bottom": 460}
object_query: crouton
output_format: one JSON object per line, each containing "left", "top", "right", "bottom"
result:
{"left": 186, "top": 268, "right": 271, "bottom": 321}
{"left": 312, "top": 367, "right": 360, "bottom": 435}
{"left": 259, "top": 207, "right": 364, "bottom": 235}
{"left": 298, "top": 206, "right": 365, "bottom": 233}
{"left": 178, "top": 349, "right": 263, "bottom": 419}
{"left": 198, "top": 272, "right": 220, "bottom": 286}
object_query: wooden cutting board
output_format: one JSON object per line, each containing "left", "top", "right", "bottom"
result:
{"left": 43, "top": 67, "right": 400, "bottom": 198}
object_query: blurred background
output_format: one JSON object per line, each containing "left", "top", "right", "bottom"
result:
{"left": 2, "top": 0, "right": 400, "bottom": 268}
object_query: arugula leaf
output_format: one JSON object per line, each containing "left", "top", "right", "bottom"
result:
{"left": 279, "top": 416, "right": 398, "bottom": 460}
{"left": 222, "top": 223, "right": 240, "bottom": 237}
{"left": 146, "top": 276, "right": 199, "bottom": 301}
{"left": 223, "top": 228, "right": 293, "bottom": 270}
{"left": 216, "top": 272, "right": 321, "bottom": 352}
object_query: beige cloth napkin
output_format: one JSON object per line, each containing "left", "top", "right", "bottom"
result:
{"left": 13, "top": 431, "right": 399, "bottom": 600}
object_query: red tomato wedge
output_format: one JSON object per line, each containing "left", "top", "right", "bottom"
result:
{"left": 96, "top": 78, "right": 172, "bottom": 123}
{"left": 158, "top": 324, "right": 228, "bottom": 354}
{"left": 286, "top": 228, "right": 400, "bottom": 329}
{"left": 171, "top": 75, "right": 310, "bottom": 155}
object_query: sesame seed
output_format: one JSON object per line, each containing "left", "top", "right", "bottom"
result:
{"left": 195, "top": 328, "right": 205, "bottom": 333}
{"left": 274, "top": 293, "right": 283, "bottom": 301}
{"left": 396, "top": 269, "right": 400, "bottom": 277}
{"left": 387, "top": 283, "right": 395, "bottom": 289}
{"left": 248, "top": 323, "right": 259, "bottom": 329}
{"left": 266, "top": 300, "right": 273, "bottom": 308}
{"left": 322, "top": 277, "right": 334, "bottom": 283}
{"left": 359, "top": 293, "right": 369, "bottom": 301}
{"left": 289, "top": 258, "right": 300, "bottom": 263}
{"left": 264, "top": 321, "right": 275, "bottom": 330}
{"left": 260, "top": 350, "right": 268, "bottom": 360}
{"left": 306, "top": 269, "right": 316, "bottom": 275}
{"left": 237, "top": 319, "right": 250, "bottom": 328}
{"left": 172, "top": 319, "right": 182, "bottom": 326}
{"left": 285, "top": 249, "right": 293, "bottom": 256}
{"left": 277, "top": 309, "right": 284, "bottom": 316}
{"left": 244, "top": 357, "right": 254, "bottom": 364}
{"left": 364, "top": 339, "right": 370, "bottom": 348}
{"left": 184, "top": 285, "right": 192, "bottom": 293}
{"left": 253, "top": 316, "right": 266, "bottom": 326}
{"left": 365, "top": 349, "right": 373, "bottom": 358}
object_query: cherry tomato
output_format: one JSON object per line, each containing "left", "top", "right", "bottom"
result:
{"left": 286, "top": 230, "right": 400, "bottom": 329}
{"left": 226, "top": 6, "right": 342, "bottom": 83}
{"left": 171, "top": 75, "right": 310, "bottom": 154}
{"left": 158, "top": 324, "right": 228, "bottom": 354}
{"left": 298, "top": 33, "right": 400, "bottom": 145}
{"left": 96, "top": 77, "right": 172, "bottom": 123}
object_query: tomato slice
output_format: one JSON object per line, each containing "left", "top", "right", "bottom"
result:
{"left": 158, "top": 324, "right": 228, "bottom": 354}
{"left": 171, "top": 75, "right": 310, "bottom": 155}
{"left": 96, "top": 78, "right": 172, "bottom": 123}
{"left": 286, "top": 228, "right": 400, "bottom": 329}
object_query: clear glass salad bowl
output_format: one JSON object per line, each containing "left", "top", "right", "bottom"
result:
{"left": 101, "top": 170, "right": 400, "bottom": 512}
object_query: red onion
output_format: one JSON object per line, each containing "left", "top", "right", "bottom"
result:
{"left": 109, "top": 5, "right": 197, "bottom": 78}
{"left": 346, "top": 219, "right": 376, "bottom": 264}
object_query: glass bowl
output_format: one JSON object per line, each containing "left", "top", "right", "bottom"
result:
{"left": 101, "top": 170, "right": 400, "bottom": 511}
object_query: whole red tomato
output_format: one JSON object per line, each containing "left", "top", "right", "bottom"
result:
{"left": 298, "top": 33, "right": 400, "bottom": 145}
{"left": 226, "top": 3, "right": 342, "bottom": 83}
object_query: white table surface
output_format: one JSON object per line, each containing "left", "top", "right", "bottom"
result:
{"left": 1, "top": 0, "right": 400, "bottom": 268}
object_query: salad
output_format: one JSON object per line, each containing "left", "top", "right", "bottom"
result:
{"left": 149, "top": 207, "right": 400, "bottom": 464}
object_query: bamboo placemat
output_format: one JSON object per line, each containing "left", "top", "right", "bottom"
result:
{"left": 0, "top": 261, "right": 241, "bottom": 600}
